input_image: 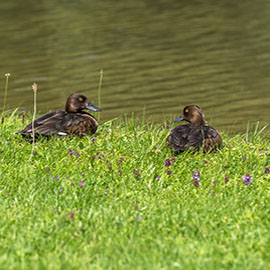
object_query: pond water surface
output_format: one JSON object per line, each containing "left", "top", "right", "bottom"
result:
{"left": 0, "top": 0, "right": 270, "bottom": 133}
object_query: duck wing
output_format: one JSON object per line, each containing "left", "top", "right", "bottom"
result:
{"left": 203, "top": 126, "right": 222, "bottom": 152}
{"left": 167, "top": 125, "right": 203, "bottom": 152}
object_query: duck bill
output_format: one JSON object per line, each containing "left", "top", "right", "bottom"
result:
{"left": 173, "top": 115, "right": 184, "bottom": 123}
{"left": 86, "top": 103, "right": 102, "bottom": 112}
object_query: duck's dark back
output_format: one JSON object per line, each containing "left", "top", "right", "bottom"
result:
{"left": 167, "top": 124, "right": 221, "bottom": 153}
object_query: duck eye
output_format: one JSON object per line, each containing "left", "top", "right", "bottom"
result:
{"left": 185, "top": 109, "right": 189, "bottom": 113}
{"left": 78, "top": 97, "right": 84, "bottom": 102}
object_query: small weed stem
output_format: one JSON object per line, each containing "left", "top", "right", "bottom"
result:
{"left": 98, "top": 69, "right": 103, "bottom": 122}
{"left": 2, "top": 73, "right": 10, "bottom": 116}
{"left": 29, "top": 83, "right": 38, "bottom": 161}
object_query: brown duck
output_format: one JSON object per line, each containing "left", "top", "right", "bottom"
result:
{"left": 15, "top": 93, "right": 101, "bottom": 138}
{"left": 167, "top": 105, "right": 222, "bottom": 153}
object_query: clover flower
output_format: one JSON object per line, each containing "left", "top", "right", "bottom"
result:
{"left": 242, "top": 174, "right": 253, "bottom": 185}
{"left": 91, "top": 137, "right": 95, "bottom": 142}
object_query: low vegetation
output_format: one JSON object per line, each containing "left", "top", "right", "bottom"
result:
{"left": 0, "top": 111, "right": 269, "bottom": 270}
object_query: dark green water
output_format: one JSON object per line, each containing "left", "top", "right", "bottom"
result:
{"left": 0, "top": 0, "right": 270, "bottom": 133}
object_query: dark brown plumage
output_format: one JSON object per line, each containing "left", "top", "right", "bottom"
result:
{"left": 167, "top": 105, "right": 222, "bottom": 153}
{"left": 15, "top": 93, "right": 101, "bottom": 138}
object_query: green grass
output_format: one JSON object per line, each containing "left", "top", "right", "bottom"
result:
{"left": 0, "top": 111, "right": 270, "bottom": 270}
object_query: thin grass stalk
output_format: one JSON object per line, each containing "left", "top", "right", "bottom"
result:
{"left": 245, "top": 121, "right": 250, "bottom": 142}
{"left": 29, "top": 83, "right": 38, "bottom": 161}
{"left": 98, "top": 69, "right": 103, "bottom": 122}
{"left": 2, "top": 73, "right": 10, "bottom": 116}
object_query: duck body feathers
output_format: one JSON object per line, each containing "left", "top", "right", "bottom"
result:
{"left": 16, "top": 110, "right": 98, "bottom": 137}
{"left": 167, "top": 124, "right": 222, "bottom": 153}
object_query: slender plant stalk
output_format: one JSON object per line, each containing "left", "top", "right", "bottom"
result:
{"left": 98, "top": 69, "right": 103, "bottom": 122}
{"left": 29, "top": 83, "right": 38, "bottom": 161}
{"left": 2, "top": 73, "right": 10, "bottom": 116}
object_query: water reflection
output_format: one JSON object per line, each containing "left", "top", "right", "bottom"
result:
{"left": 0, "top": 0, "right": 269, "bottom": 133}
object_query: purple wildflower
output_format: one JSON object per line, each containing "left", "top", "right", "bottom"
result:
{"left": 119, "top": 157, "right": 123, "bottom": 164}
{"left": 167, "top": 169, "right": 172, "bottom": 175}
{"left": 91, "top": 137, "right": 95, "bottom": 142}
{"left": 81, "top": 173, "right": 85, "bottom": 177}
{"left": 104, "top": 190, "right": 108, "bottom": 195}
{"left": 58, "top": 189, "right": 63, "bottom": 194}
{"left": 166, "top": 125, "right": 170, "bottom": 129}
{"left": 67, "top": 148, "right": 81, "bottom": 157}
{"left": 170, "top": 157, "right": 176, "bottom": 164}
{"left": 56, "top": 176, "right": 60, "bottom": 181}
{"left": 212, "top": 179, "right": 217, "bottom": 184}
{"left": 92, "top": 155, "right": 96, "bottom": 161}
{"left": 203, "top": 159, "right": 208, "bottom": 164}
{"left": 192, "top": 169, "right": 200, "bottom": 181}
{"left": 242, "top": 174, "right": 253, "bottom": 185}
{"left": 264, "top": 167, "right": 270, "bottom": 174}
{"left": 192, "top": 169, "right": 201, "bottom": 187}
{"left": 156, "top": 175, "right": 161, "bottom": 180}
{"left": 116, "top": 169, "right": 121, "bottom": 175}
{"left": 193, "top": 179, "right": 201, "bottom": 187}
{"left": 137, "top": 216, "right": 142, "bottom": 222}
{"left": 164, "top": 158, "right": 171, "bottom": 166}
{"left": 79, "top": 181, "right": 85, "bottom": 187}
{"left": 224, "top": 176, "right": 229, "bottom": 183}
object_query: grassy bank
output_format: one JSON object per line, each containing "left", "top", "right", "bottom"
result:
{"left": 0, "top": 111, "right": 270, "bottom": 270}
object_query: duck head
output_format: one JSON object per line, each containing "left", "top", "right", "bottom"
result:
{"left": 173, "top": 105, "right": 206, "bottom": 126}
{"left": 65, "top": 93, "right": 102, "bottom": 113}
